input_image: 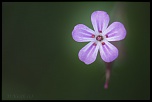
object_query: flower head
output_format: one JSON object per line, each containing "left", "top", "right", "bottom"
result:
{"left": 72, "top": 11, "right": 126, "bottom": 64}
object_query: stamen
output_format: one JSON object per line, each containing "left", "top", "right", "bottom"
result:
{"left": 93, "top": 43, "right": 97, "bottom": 46}
{"left": 91, "top": 34, "right": 95, "bottom": 38}
{"left": 102, "top": 42, "right": 105, "bottom": 45}
{"left": 99, "top": 30, "right": 102, "bottom": 33}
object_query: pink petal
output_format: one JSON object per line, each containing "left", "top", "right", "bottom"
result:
{"left": 91, "top": 11, "right": 110, "bottom": 33}
{"left": 103, "top": 22, "right": 126, "bottom": 41}
{"left": 99, "top": 41, "right": 118, "bottom": 62}
{"left": 72, "top": 24, "right": 95, "bottom": 42}
{"left": 78, "top": 42, "right": 99, "bottom": 64}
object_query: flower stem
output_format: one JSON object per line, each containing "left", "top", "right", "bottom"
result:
{"left": 104, "top": 62, "right": 112, "bottom": 89}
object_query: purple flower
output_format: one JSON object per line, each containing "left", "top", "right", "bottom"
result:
{"left": 72, "top": 11, "right": 126, "bottom": 64}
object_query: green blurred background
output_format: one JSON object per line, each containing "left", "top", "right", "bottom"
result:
{"left": 2, "top": 2, "right": 150, "bottom": 100}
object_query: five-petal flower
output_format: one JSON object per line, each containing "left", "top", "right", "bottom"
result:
{"left": 72, "top": 11, "right": 126, "bottom": 64}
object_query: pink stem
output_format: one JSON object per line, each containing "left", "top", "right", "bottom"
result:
{"left": 104, "top": 62, "right": 112, "bottom": 89}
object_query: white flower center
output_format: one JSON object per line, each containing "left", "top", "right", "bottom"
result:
{"left": 91, "top": 31, "right": 108, "bottom": 46}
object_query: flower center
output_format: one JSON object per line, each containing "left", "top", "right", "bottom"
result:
{"left": 96, "top": 35, "right": 103, "bottom": 41}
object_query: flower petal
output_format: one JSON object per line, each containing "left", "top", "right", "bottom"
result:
{"left": 99, "top": 41, "right": 118, "bottom": 62}
{"left": 91, "top": 11, "right": 110, "bottom": 33}
{"left": 72, "top": 24, "right": 95, "bottom": 42}
{"left": 78, "top": 42, "right": 99, "bottom": 64}
{"left": 103, "top": 22, "right": 126, "bottom": 41}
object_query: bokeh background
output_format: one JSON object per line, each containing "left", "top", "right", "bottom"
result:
{"left": 2, "top": 2, "right": 150, "bottom": 100}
